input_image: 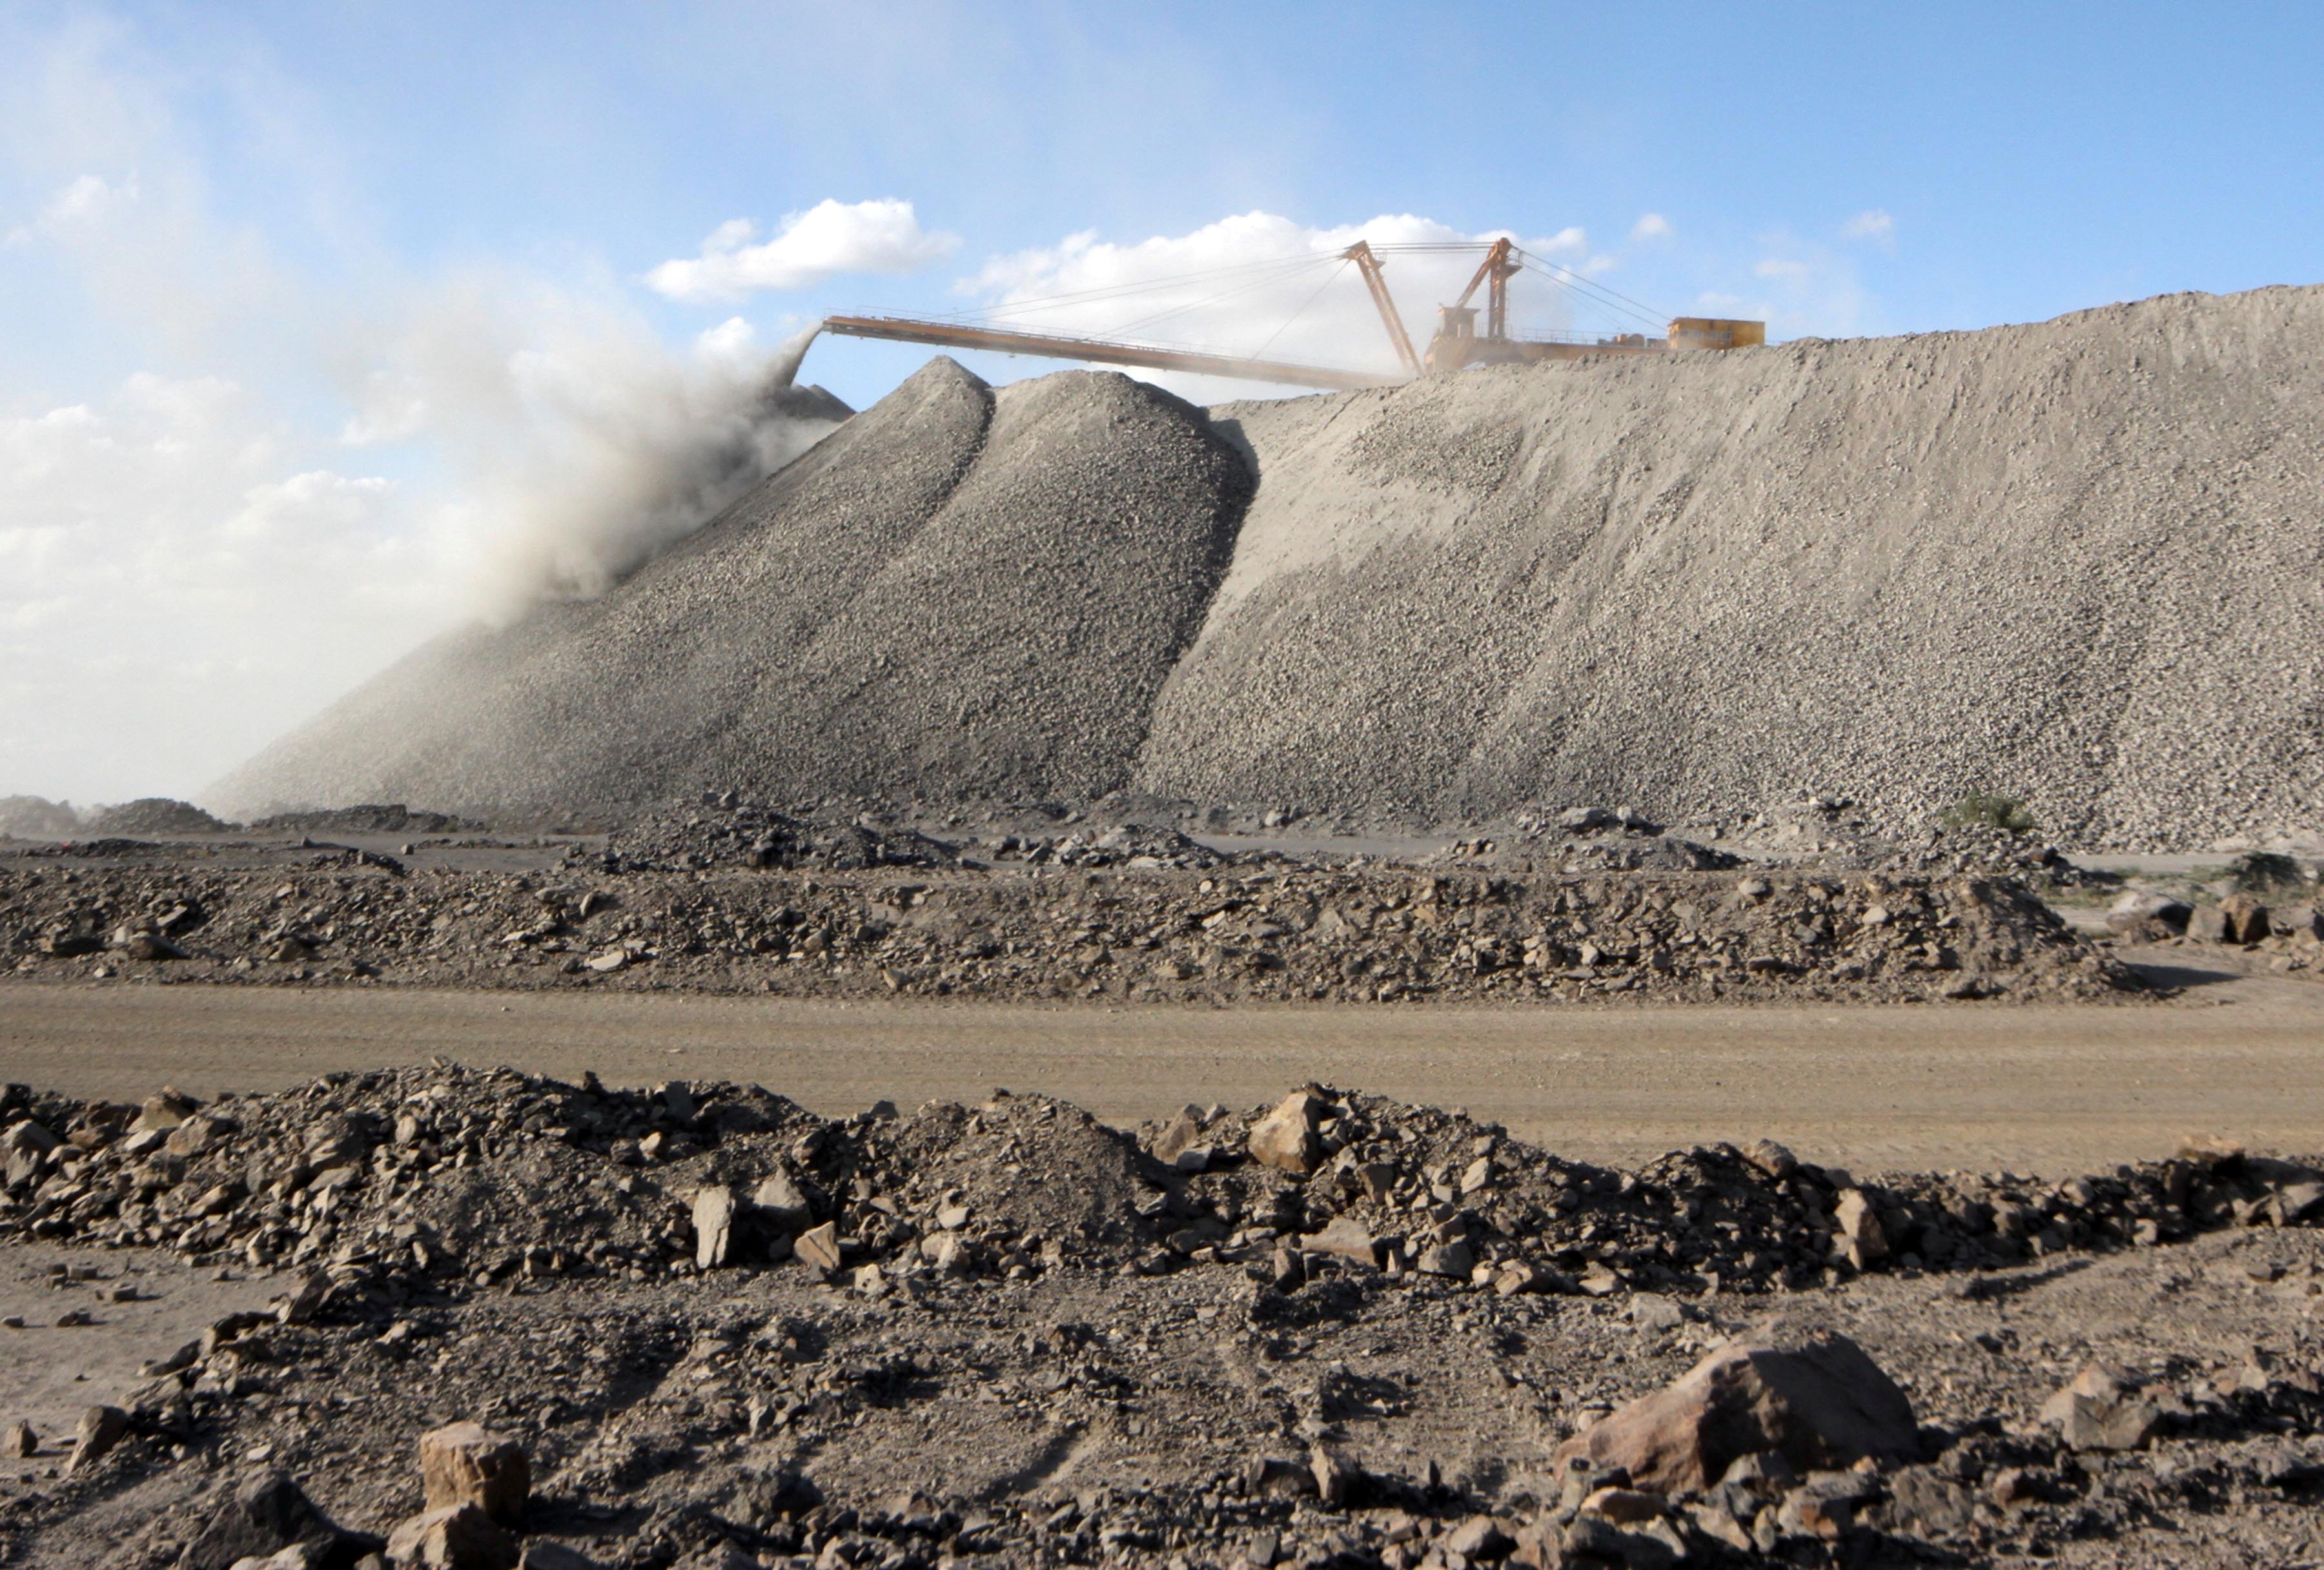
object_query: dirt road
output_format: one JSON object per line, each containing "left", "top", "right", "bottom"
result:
{"left": 4, "top": 959, "right": 2320, "bottom": 1175}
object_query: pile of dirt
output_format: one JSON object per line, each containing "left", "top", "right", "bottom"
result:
{"left": 83, "top": 799, "right": 233, "bottom": 837}
{"left": 247, "top": 804, "right": 478, "bottom": 837}
{"left": 604, "top": 798, "right": 958, "bottom": 872}
{"left": 0, "top": 796, "right": 83, "bottom": 841}
{"left": 0, "top": 853, "right": 2143, "bottom": 1004}
{"left": 977, "top": 822, "right": 1236, "bottom": 870}
{"left": 1150, "top": 286, "right": 2324, "bottom": 848}
{"left": 6, "top": 1068, "right": 2318, "bottom": 1307}
{"left": 1431, "top": 810, "right": 1744, "bottom": 875}
{"left": 8, "top": 1069, "right": 2324, "bottom": 1569}
{"left": 213, "top": 359, "right": 1251, "bottom": 818}
{"left": 209, "top": 287, "right": 2324, "bottom": 850}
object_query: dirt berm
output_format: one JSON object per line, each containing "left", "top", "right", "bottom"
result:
{"left": 216, "top": 285, "right": 2324, "bottom": 849}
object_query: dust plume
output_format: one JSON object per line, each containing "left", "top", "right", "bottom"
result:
{"left": 457, "top": 321, "right": 841, "bottom": 616}
{"left": 346, "top": 290, "right": 843, "bottom": 619}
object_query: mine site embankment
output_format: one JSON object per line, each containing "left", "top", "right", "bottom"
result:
{"left": 210, "top": 283, "right": 2324, "bottom": 851}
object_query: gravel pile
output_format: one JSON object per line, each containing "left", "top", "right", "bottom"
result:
{"left": 604, "top": 798, "right": 958, "bottom": 873}
{"left": 248, "top": 806, "right": 478, "bottom": 837}
{"left": 0, "top": 853, "right": 2139, "bottom": 1004}
{"left": 83, "top": 800, "right": 233, "bottom": 837}
{"left": 0, "top": 797, "right": 83, "bottom": 841}
{"left": 7, "top": 1069, "right": 2319, "bottom": 1305}
{"left": 9, "top": 1071, "right": 2324, "bottom": 1567}
{"left": 215, "top": 359, "right": 1250, "bottom": 819}
{"left": 1150, "top": 285, "right": 2324, "bottom": 848}
{"left": 209, "top": 285, "right": 2323, "bottom": 851}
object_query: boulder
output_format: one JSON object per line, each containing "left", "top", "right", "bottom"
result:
{"left": 2039, "top": 1365, "right": 2163, "bottom": 1452}
{"left": 1416, "top": 1239, "right": 1477, "bottom": 1278}
{"left": 419, "top": 1422, "right": 530, "bottom": 1526}
{"left": 67, "top": 1405, "right": 128, "bottom": 1473}
{"left": 134, "top": 1088, "right": 201, "bottom": 1133}
{"left": 517, "top": 1548, "right": 601, "bottom": 1570}
{"left": 1300, "top": 1216, "right": 1379, "bottom": 1268}
{"left": 1550, "top": 1332, "right": 1917, "bottom": 1494}
{"left": 176, "top": 1471, "right": 383, "bottom": 1570}
{"left": 1249, "top": 1090, "right": 1327, "bottom": 1176}
{"left": 794, "top": 1221, "right": 842, "bottom": 1274}
{"left": 2219, "top": 892, "right": 2271, "bottom": 944}
{"left": 3, "top": 1120, "right": 59, "bottom": 1187}
{"left": 385, "top": 1504, "right": 520, "bottom": 1570}
{"left": 1831, "top": 1189, "right": 1888, "bottom": 1269}
{"left": 1151, "top": 1108, "right": 1205, "bottom": 1163}
{"left": 691, "top": 1185, "right": 737, "bottom": 1270}
{"left": 1309, "top": 1445, "right": 1361, "bottom": 1508}
{"left": 750, "top": 1169, "right": 812, "bottom": 1230}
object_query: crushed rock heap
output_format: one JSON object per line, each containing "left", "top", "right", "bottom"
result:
{"left": 6, "top": 1068, "right": 2324, "bottom": 1568}
{"left": 213, "top": 285, "right": 2324, "bottom": 850}
{"left": 0, "top": 837, "right": 2138, "bottom": 1003}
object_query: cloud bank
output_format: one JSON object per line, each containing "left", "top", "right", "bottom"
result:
{"left": 954, "top": 210, "right": 1630, "bottom": 401}
{"left": 648, "top": 198, "right": 958, "bottom": 302}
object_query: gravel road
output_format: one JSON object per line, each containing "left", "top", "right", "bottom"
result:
{"left": 4, "top": 955, "right": 2317, "bottom": 1176}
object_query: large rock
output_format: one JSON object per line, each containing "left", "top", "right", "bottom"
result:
{"left": 66, "top": 1405, "right": 128, "bottom": 1473}
{"left": 176, "top": 1471, "right": 383, "bottom": 1570}
{"left": 750, "top": 1168, "right": 812, "bottom": 1230}
{"left": 1249, "top": 1090, "right": 1327, "bottom": 1176}
{"left": 1551, "top": 1332, "right": 1919, "bottom": 1494}
{"left": 2039, "top": 1365, "right": 2164, "bottom": 1452}
{"left": 691, "top": 1185, "right": 737, "bottom": 1269}
{"left": 1831, "top": 1189, "right": 1888, "bottom": 1269}
{"left": 419, "top": 1422, "right": 530, "bottom": 1526}
{"left": 386, "top": 1504, "right": 520, "bottom": 1570}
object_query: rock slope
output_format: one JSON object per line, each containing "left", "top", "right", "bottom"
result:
{"left": 215, "top": 360, "right": 1250, "bottom": 815}
{"left": 217, "top": 286, "right": 2324, "bottom": 848}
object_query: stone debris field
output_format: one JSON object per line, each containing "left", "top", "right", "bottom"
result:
{"left": 5, "top": 1066, "right": 2324, "bottom": 1570}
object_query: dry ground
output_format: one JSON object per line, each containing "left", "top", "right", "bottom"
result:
{"left": 3, "top": 950, "right": 2319, "bottom": 1176}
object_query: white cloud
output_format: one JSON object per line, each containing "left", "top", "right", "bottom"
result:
{"left": 955, "top": 210, "right": 1637, "bottom": 402}
{"left": 647, "top": 198, "right": 959, "bottom": 301}
{"left": 1630, "top": 212, "right": 1673, "bottom": 242}
{"left": 0, "top": 23, "right": 847, "bottom": 802}
{"left": 1742, "top": 232, "right": 1875, "bottom": 338}
{"left": 0, "top": 374, "right": 432, "bottom": 802}
{"left": 1842, "top": 208, "right": 1896, "bottom": 248}
{"left": 3, "top": 172, "right": 141, "bottom": 247}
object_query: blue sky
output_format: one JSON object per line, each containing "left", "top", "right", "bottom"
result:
{"left": 5, "top": 1, "right": 2321, "bottom": 802}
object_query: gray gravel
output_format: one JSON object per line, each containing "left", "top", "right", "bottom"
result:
{"left": 1148, "top": 285, "right": 2324, "bottom": 848}
{"left": 215, "top": 361, "right": 1247, "bottom": 817}
{"left": 217, "top": 285, "right": 2324, "bottom": 849}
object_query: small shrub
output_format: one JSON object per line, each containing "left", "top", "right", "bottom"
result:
{"left": 2230, "top": 850, "right": 2308, "bottom": 893}
{"left": 1941, "top": 790, "right": 2039, "bottom": 835}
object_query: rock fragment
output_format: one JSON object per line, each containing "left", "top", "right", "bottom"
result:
{"left": 385, "top": 1504, "right": 520, "bottom": 1570}
{"left": 66, "top": 1404, "right": 128, "bottom": 1473}
{"left": 691, "top": 1185, "right": 737, "bottom": 1269}
{"left": 419, "top": 1421, "right": 530, "bottom": 1526}
{"left": 1249, "top": 1090, "right": 1327, "bottom": 1175}
{"left": 177, "top": 1471, "right": 382, "bottom": 1570}
{"left": 1551, "top": 1333, "right": 1917, "bottom": 1494}
{"left": 2039, "top": 1365, "right": 2165, "bottom": 1452}
{"left": 795, "top": 1221, "right": 843, "bottom": 1274}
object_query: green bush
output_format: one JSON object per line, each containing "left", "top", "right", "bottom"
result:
{"left": 2230, "top": 850, "right": 2307, "bottom": 893}
{"left": 1940, "top": 790, "right": 2039, "bottom": 835}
